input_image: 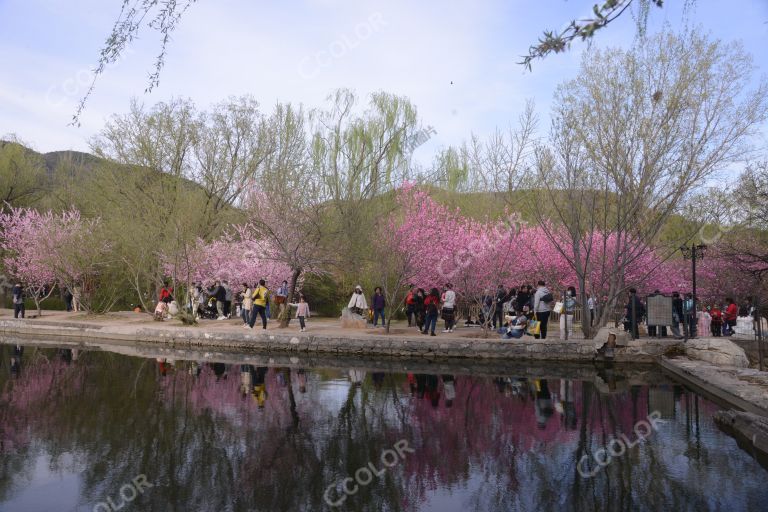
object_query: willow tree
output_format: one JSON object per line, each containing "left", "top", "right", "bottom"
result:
{"left": 528, "top": 30, "right": 768, "bottom": 334}
{"left": 0, "top": 138, "right": 47, "bottom": 209}
{"left": 311, "top": 89, "right": 420, "bottom": 282}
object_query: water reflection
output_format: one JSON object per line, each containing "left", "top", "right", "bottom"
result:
{"left": 0, "top": 343, "right": 766, "bottom": 512}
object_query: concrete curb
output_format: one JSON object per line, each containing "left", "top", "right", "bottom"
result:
{"left": 0, "top": 318, "right": 673, "bottom": 362}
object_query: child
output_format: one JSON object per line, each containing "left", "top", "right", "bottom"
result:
{"left": 710, "top": 305, "right": 723, "bottom": 337}
{"left": 290, "top": 295, "right": 311, "bottom": 332}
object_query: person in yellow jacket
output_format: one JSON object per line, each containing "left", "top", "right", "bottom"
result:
{"left": 246, "top": 279, "right": 270, "bottom": 330}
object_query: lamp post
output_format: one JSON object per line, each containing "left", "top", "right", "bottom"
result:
{"left": 680, "top": 244, "right": 706, "bottom": 339}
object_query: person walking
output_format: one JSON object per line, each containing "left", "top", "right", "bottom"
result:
{"left": 559, "top": 286, "right": 577, "bottom": 340}
{"left": 12, "top": 283, "right": 24, "bottom": 319}
{"left": 212, "top": 281, "right": 226, "bottom": 320}
{"left": 291, "top": 294, "right": 311, "bottom": 332}
{"left": 247, "top": 280, "right": 269, "bottom": 330}
{"left": 441, "top": 283, "right": 456, "bottom": 333}
{"left": 372, "top": 287, "right": 386, "bottom": 327}
{"left": 347, "top": 285, "right": 368, "bottom": 316}
{"left": 405, "top": 284, "right": 416, "bottom": 327}
{"left": 241, "top": 283, "right": 252, "bottom": 325}
{"left": 413, "top": 288, "right": 426, "bottom": 331}
{"left": 423, "top": 288, "right": 440, "bottom": 336}
{"left": 533, "top": 281, "right": 553, "bottom": 339}
{"left": 223, "top": 280, "right": 233, "bottom": 318}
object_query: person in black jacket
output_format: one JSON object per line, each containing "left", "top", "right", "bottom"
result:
{"left": 493, "top": 285, "right": 507, "bottom": 329}
{"left": 670, "top": 291, "right": 684, "bottom": 339}
{"left": 623, "top": 288, "right": 645, "bottom": 339}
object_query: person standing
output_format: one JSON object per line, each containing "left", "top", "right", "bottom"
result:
{"left": 423, "top": 288, "right": 440, "bottom": 336}
{"left": 441, "top": 283, "right": 456, "bottom": 333}
{"left": 514, "top": 285, "right": 530, "bottom": 315}
{"left": 683, "top": 293, "right": 696, "bottom": 338}
{"left": 724, "top": 298, "right": 738, "bottom": 336}
{"left": 624, "top": 288, "right": 645, "bottom": 339}
{"left": 371, "top": 287, "right": 386, "bottom": 327}
{"left": 248, "top": 280, "right": 270, "bottom": 330}
{"left": 671, "top": 292, "right": 684, "bottom": 339}
{"left": 493, "top": 284, "right": 509, "bottom": 329}
{"left": 710, "top": 304, "right": 723, "bottom": 337}
{"left": 12, "top": 283, "right": 24, "bottom": 319}
{"left": 240, "top": 283, "right": 252, "bottom": 326}
{"left": 276, "top": 280, "right": 289, "bottom": 320}
{"left": 64, "top": 287, "right": 74, "bottom": 312}
{"left": 586, "top": 293, "right": 596, "bottom": 327}
{"left": 559, "top": 286, "right": 577, "bottom": 340}
{"left": 213, "top": 281, "right": 226, "bottom": 320}
{"left": 347, "top": 285, "right": 368, "bottom": 316}
{"left": 533, "top": 281, "right": 553, "bottom": 339}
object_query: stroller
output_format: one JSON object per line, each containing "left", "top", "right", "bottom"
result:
{"left": 198, "top": 297, "right": 219, "bottom": 320}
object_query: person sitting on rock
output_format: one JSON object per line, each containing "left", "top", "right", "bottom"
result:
{"left": 347, "top": 285, "right": 368, "bottom": 316}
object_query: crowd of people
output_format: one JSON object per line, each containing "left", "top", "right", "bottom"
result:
{"left": 151, "top": 277, "right": 763, "bottom": 340}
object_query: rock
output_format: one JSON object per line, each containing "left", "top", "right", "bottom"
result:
{"left": 340, "top": 308, "right": 367, "bottom": 329}
{"left": 592, "top": 326, "right": 629, "bottom": 349}
{"left": 714, "top": 410, "right": 768, "bottom": 466}
{"left": 685, "top": 338, "right": 750, "bottom": 368}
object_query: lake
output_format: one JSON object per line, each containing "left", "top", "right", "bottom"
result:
{"left": 1, "top": 342, "right": 766, "bottom": 511}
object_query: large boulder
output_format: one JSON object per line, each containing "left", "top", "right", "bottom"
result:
{"left": 340, "top": 308, "right": 367, "bottom": 329}
{"left": 591, "top": 326, "right": 629, "bottom": 349}
{"left": 685, "top": 338, "right": 750, "bottom": 368}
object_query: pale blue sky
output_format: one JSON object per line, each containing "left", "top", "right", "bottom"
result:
{"left": 1, "top": 0, "right": 767, "bottom": 169}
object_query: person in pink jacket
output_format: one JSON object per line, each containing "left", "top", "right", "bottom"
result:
{"left": 290, "top": 295, "right": 311, "bottom": 332}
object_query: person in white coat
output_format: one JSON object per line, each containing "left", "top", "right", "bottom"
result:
{"left": 348, "top": 285, "right": 368, "bottom": 316}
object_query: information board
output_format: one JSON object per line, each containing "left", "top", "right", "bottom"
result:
{"left": 646, "top": 294, "right": 673, "bottom": 326}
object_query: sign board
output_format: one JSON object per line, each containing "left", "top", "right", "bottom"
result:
{"left": 646, "top": 294, "right": 673, "bottom": 326}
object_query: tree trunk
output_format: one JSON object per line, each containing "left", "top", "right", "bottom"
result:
{"left": 280, "top": 267, "right": 302, "bottom": 328}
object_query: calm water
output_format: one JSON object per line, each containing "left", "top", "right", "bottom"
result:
{"left": 0, "top": 342, "right": 766, "bottom": 512}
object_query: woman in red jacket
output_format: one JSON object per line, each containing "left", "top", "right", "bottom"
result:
{"left": 724, "top": 298, "right": 738, "bottom": 336}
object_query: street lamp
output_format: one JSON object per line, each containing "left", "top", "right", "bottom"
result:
{"left": 680, "top": 244, "right": 706, "bottom": 339}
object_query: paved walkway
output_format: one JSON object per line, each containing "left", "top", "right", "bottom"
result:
{"left": 0, "top": 308, "right": 670, "bottom": 362}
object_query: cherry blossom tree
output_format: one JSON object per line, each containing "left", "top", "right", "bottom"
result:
{"left": 0, "top": 206, "right": 109, "bottom": 315}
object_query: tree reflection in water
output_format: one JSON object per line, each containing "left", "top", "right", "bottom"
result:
{"left": 0, "top": 345, "right": 766, "bottom": 512}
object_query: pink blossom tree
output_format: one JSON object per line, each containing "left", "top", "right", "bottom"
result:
{"left": 0, "top": 206, "right": 108, "bottom": 315}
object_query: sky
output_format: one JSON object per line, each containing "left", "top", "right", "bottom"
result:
{"left": 1, "top": 0, "right": 768, "bottom": 170}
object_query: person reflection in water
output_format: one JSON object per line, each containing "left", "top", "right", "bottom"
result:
{"left": 157, "top": 358, "right": 173, "bottom": 377}
{"left": 240, "top": 364, "right": 255, "bottom": 398}
{"left": 442, "top": 375, "right": 456, "bottom": 408}
{"left": 252, "top": 367, "right": 268, "bottom": 409}
{"left": 10, "top": 345, "right": 23, "bottom": 377}
{"left": 559, "top": 380, "right": 577, "bottom": 430}
{"left": 212, "top": 362, "right": 228, "bottom": 381}
{"left": 58, "top": 349, "right": 73, "bottom": 365}
{"left": 534, "top": 379, "right": 554, "bottom": 430}
{"left": 297, "top": 369, "right": 307, "bottom": 393}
